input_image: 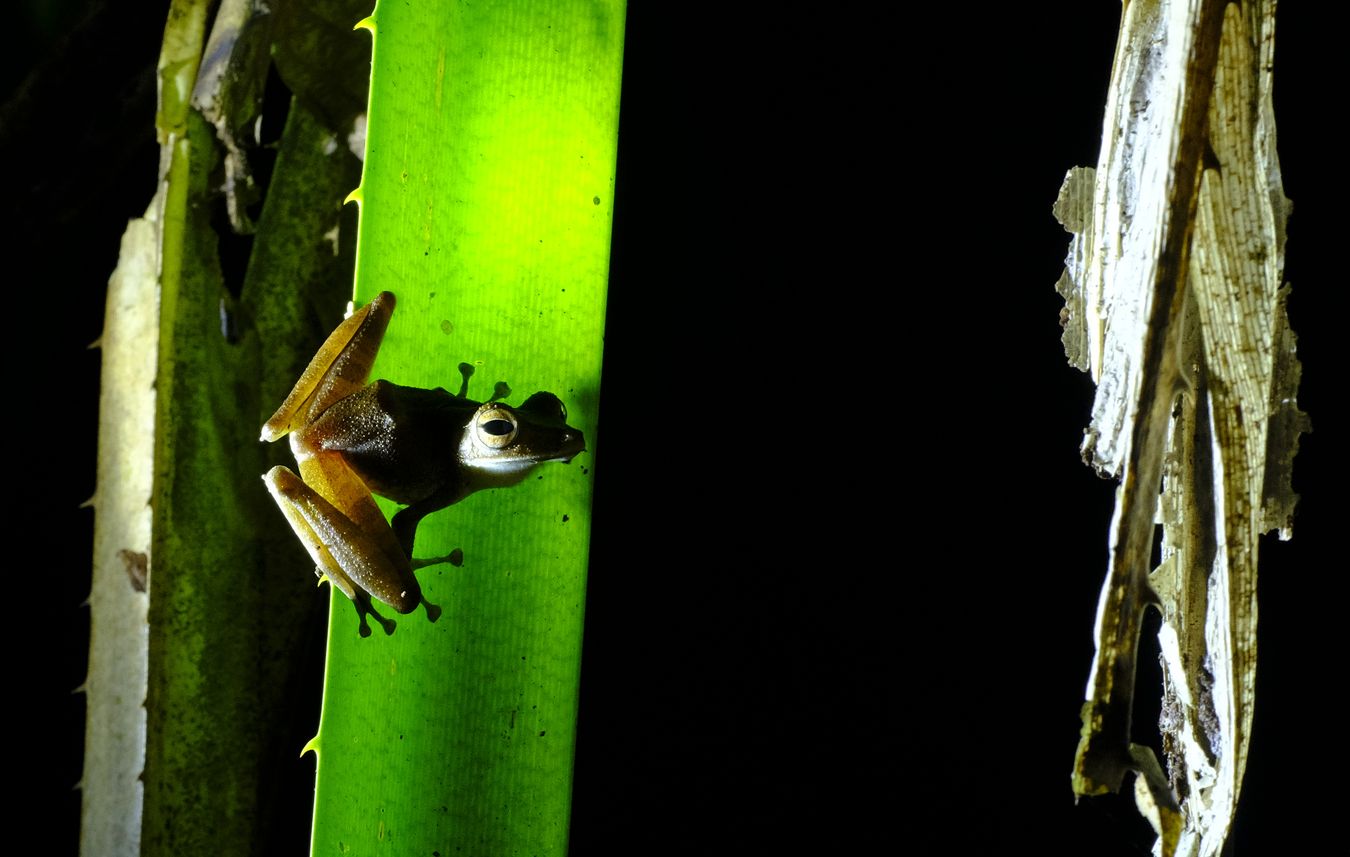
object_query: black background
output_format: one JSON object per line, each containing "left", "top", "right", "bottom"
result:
{"left": 9, "top": 3, "right": 1334, "bottom": 855}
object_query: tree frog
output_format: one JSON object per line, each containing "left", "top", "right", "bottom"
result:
{"left": 260, "top": 291, "right": 584, "bottom": 636}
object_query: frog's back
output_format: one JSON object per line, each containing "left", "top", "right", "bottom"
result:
{"left": 308, "top": 381, "right": 477, "bottom": 505}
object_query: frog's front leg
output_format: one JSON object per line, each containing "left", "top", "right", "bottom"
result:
{"left": 263, "top": 452, "right": 442, "bottom": 636}
{"left": 390, "top": 505, "right": 467, "bottom": 572}
{"left": 391, "top": 505, "right": 429, "bottom": 562}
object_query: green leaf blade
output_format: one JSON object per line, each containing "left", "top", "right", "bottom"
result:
{"left": 310, "top": 3, "right": 623, "bottom": 854}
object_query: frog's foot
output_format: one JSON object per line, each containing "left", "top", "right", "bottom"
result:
{"left": 411, "top": 547, "right": 464, "bottom": 570}
{"left": 353, "top": 593, "right": 396, "bottom": 637}
{"left": 410, "top": 551, "right": 455, "bottom": 622}
{"left": 455, "top": 363, "right": 474, "bottom": 398}
{"left": 421, "top": 597, "right": 442, "bottom": 623}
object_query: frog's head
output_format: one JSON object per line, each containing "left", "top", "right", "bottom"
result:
{"left": 459, "top": 391, "right": 585, "bottom": 488}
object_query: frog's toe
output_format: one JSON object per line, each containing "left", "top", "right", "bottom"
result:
{"left": 352, "top": 595, "right": 396, "bottom": 636}
{"left": 369, "top": 609, "right": 396, "bottom": 636}
{"left": 422, "top": 597, "right": 442, "bottom": 623}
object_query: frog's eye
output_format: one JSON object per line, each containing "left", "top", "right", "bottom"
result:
{"left": 475, "top": 406, "right": 520, "bottom": 448}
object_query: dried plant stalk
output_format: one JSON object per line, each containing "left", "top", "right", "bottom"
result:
{"left": 1055, "top": 2, "right": 1306, "bottom": 855}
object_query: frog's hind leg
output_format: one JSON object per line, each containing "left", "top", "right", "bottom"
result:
{"left": 260, "top": 292, "right": 397, "bottom": 442}
{"left": 297, "top": 453, "right": 441, "bottom": 623}
{"left": 264, "top": 461, "right": 438, "bottom": 632}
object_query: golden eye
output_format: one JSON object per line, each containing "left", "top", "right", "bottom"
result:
{"left": 475, "top": 407, "right": 519, "bottom": 448}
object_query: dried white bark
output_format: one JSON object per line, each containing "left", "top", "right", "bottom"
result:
{"left": 82, "top": 212, "right": 158, "bottom": 857}
{"left": 1055, "top": 2, "right": 1305, "bottom": 855}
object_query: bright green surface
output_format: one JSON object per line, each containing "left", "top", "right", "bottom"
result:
{"left": 309, "top": 3, "right": 623, "bottom": 854}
